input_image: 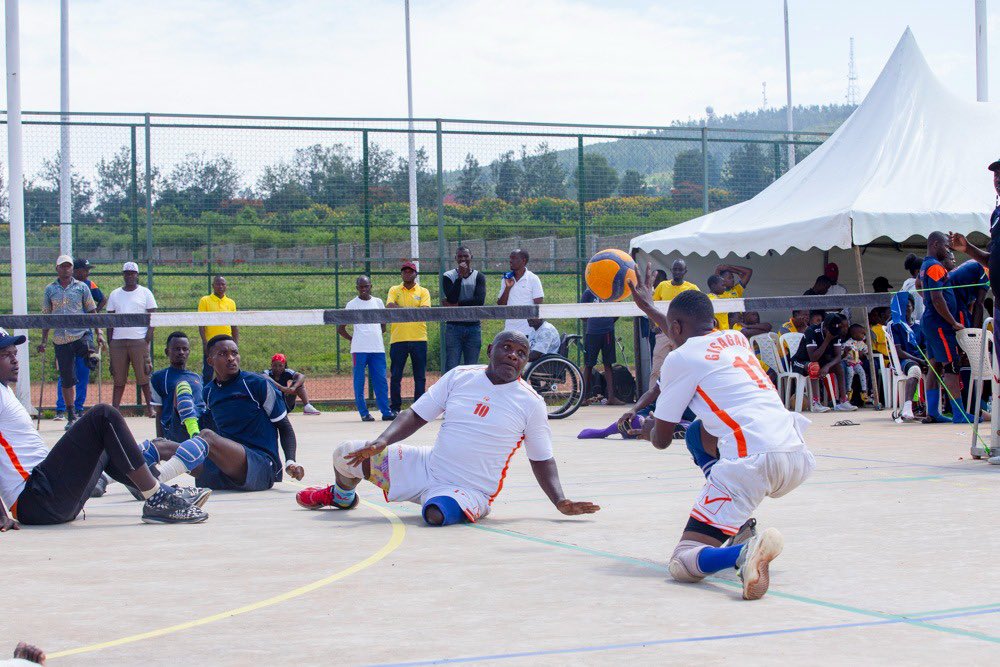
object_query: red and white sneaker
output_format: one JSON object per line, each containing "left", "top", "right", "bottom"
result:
{"left": 295, "top": 485, "right": 359, "bottom": 510}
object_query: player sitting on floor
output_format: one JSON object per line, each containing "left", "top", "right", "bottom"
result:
{"left": 150, "top": 331, "right": 206, "bottom": 442}
{"left": 0, "top": 328, "right": 208, "bottom": 528}
{"left": 264, "top": 353, "right": 320, "bottom": 415}
{"left": 631, "top": 271, "right": 815, "bottom": 600}
{"left": 140, "top": 334, "right": 304, "bottom": 492}
{"left": 296, "top": 330, "right": 600, "bottom": 525}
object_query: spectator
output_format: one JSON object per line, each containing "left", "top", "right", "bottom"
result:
{"left": 387, "top": 261, "right": 431, "bottom": 413}
{"left": 872, "top": 276, "right": 893, "bottom": 294}
{"left": 264, "top": 353, "right": 320, "bottom": 415}
{"left": 106, "top": 262, "right": 157, "bottom": 416}
{"left": 735, "top": 311, "right": 772, "bottom": 337}
{"left": 338, "top": 275, "right": 393, "bottom": 422}
{"left": 37, "top": 255, "right": 101, "bottom": 430}
{"left": 441, "top": 246, "right": 486, "bottom": 370}
{"left": 824, "top": 263, "right": 848, "bottom": 297}
{"left": 54, "top": 258, "right": 106, "bottom": 421}
{"left": 808, "top": 311, "right": 825, "bottom": 326}
{"left": 526, "top": 317, "right": 561, "bottom": 361}
{"left": 497, "top": 248, "right": 544, "bottom": 336}
{"left": 804, "top": 275, "right": 833, "bottom": 296}
{"left": 650, "top": 259, "right": 700, "bottom": 378}
{"left": 889, "top": 293, "right": 927, "bottom": 421}
{"left": 715, "top": 263, "right": 753, "bottom": 297}
{"left": 581, "top": 288, "right": 623, "bottom": 406}
{"left": 706, "top": 274, "right": 732, "bottom": 330}
{"left": 868, "top": 308, "right": 890, "bottom": 359}
{"left": 789, "top": 312, "right": 857, "bottom": 413}
{"left": 844, "top": 323, "right": 871, "bottom": 403}
{"left": 780, "top": 309, "right": 810, "bottom": 335}
{"left": 949, "top": 258, "right": 988, "bottom": 327}
{"left": 198, "top": 276, "right": 239, "bottom": 384}
{"left": 901, "top": 253, "right": 924, "bottom": 322}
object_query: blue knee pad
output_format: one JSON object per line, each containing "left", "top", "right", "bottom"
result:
{"left": 176, "top": 435, "right": 208, "bottom": 471}
{"left": 422, "top": 496, "right": 467, "bottom": 526}
{"left": 140, "top": 439, "right": 159, "bottom": 467}
{"left": 685, "top": 420, "right": 718, "bottom": 478}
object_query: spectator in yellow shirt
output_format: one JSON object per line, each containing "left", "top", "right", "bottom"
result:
{"left": 198, "top": 275, "right": 238, "bottom": 383}
{"left": 386, "top": 261, "right": 431, "bottom": 413}
{"left": 715, "top": 263, "right": 753, "bottom": 298}
{"left": 706, "top": 274, "right": 733, "bottom": 330}
{"left": 649, "top": 260, "right": 700, "bottom": 378}
{"left": 869, "top": 307, "right": 890, "bottom": 360}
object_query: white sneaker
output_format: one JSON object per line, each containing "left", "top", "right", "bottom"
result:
{"left": 303, "top": 404, "right": 321, "bottom": 415}
{"left": 737, "top": 527, "right": 783, "bottom": 600}
{"left": 834, "top": 401, "right": 858, "bottom": 412}
{"left": 901, "top": 403, "right": 915, "bottom": 421}
{"left": 810, "top": 401, "right": 831, "bottom": 413}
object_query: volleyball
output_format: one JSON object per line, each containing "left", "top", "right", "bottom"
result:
{"left": 585, "top": 248, "right": 637, "bottom": 302}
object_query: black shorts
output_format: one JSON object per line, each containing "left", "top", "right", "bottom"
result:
{"left": 195, "top": 446, "right": 281, "bottom": 492}
{"left": 584, "top": 332, "right": 616, "bottom": 367}
{"left": 54, "top": 333, "right": 94, "bottom": 386}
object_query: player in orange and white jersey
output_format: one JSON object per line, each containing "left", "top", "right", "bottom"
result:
{"left": 631, "top": 267, "right": 815, "bottom": 600}
{"left": 296, "top": 330, "right": 599, "bottom": 525}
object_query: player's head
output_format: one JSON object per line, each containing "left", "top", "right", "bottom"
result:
{"left": 526, "top": 317, "right": 543, "bottom": 330}
{"left": 792, "top": 309, "right": 809, "bottom": 329}
{"left": 719, "top": 269, "right": 735, "bottom": 290}
{"left": 509, "top": 249, "right": 529, "bottom": 272}
{"left": 823, "top": 312, "right": 848, "bottom": 338}
{"left": 927, "top": 231, "right": 949, "bottom": 261}
{"left": 486, "top": 330, "right": 530, "bottom": 383}
{"left": 356, "top": 275, "right": 372, "bottom": 299}
{"left": 670, "top": 259, "right": 687, "bottom": 283}
{"left": 206, "top": 334, "right": 239, "bottom": 380}
{"left": 706, "top": 274, "right": 725, "bottom": 295}
{"left": 165, "top": 331, "right": 190, "bottom": 367}
{"left": 653, "top": 269, "right": 668, "bottom": 287}
{"left": 809, "top": 310, "right": 825, "bottom": 326}
{"left": 848, "top": 323, "right": 866, "bottom": 341}
{"left": 212, "top": 275, "right": 228, "bottom": 297}
{"left": 0, "top": 328, "right": 27, "bottom": 385}
{"left": 665, "top": 289, "right": 716, "bottom": 346}
{"left": 812, "top": 275, "right": 833, "bottom": 293}
{"left": 903, "top": 253, "right": 921, "bottom": 277}
{"left": 271, "top": 353, "right": 287, "bottom": 374}
{"left": 943, "top": 249, "right": 957, "bottom": 271}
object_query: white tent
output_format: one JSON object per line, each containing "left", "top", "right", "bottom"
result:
{"left": 631, "top": 29, "right": 995, "bottom": 303}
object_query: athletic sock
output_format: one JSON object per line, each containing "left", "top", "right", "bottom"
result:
{"left": 158, "top": 436, "right": 209, "bottom": 481}
{"left": 926, "top": 388, "right": 942, "bottom": 419}
{"left": 576, "top": 422, "right": 620, "bottom": 439}
{"left": 145, "top": 484, "right": 177, "bottom": 502}
{"left": 332, "top": 484, "right": 356, "bottom": 505}
{"left": 902, "top": 400, "right": 913, "bottom": 414}
{"left": 696, "top": 544, "right": 745, "bottom": 574}
{"left": 66, "top": 407, "right": 75, "bottom": 421}
{"left": 950, "top": 398, "right": 974, "bottom": 424}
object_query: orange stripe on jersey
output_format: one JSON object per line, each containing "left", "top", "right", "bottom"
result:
{"left": 0, "top": 431, "right": 30, "bottom": 481}
{"left": 488, "top": 436, "right": 525, "bottom": 504}
{"left": 936, "top": 328, "right": 955, "bottom": 363}
{"left": 926, "top": 263, "right": 947, "bottom": 282}
{"left": 695, "top": 386, "right": 748, "bottom": 457}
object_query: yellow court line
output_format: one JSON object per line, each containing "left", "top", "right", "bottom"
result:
{"left": 49, "top": 499, "right": 405, "bottom": 660}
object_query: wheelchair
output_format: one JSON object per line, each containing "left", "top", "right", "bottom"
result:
{"left": 521, "top": 333, "right": 585, "bottom": 419}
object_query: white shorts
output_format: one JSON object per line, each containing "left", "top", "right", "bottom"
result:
{"left": 382, "top": 444, "right": 492, "bottom": 522}
{"left": 690, "top": 447, "right": 815, "bottom": 536}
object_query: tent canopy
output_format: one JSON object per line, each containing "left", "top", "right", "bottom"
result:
{"left": 631, "top": 29, "right": 996, "bottom": 261}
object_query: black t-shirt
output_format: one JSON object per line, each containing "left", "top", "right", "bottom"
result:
{"left": 989, "top": 205, "right": 1000, "bottom": 301}
{"left": 264, "top": 368, "right": 296, "bottom": 387}
{"left": 791, "top": 324, "right": 844, "bottom": 365}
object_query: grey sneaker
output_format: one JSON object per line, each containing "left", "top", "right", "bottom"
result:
{"left": 64, "top": 417, "right": 78, "bottom": 431}
{"left": 89, "top": 473, "right": 110, "bottom": 498}
{"left": 172, "top": 485, "right": 212, "bottom": 508}
{"left": 141, "top": 487, "right": 209, "bottom": 524}
{"left": 736, "top": 527, "right": 783, "bottom": 600}
{"left": 988, "top": 453, "right": 1000, "bottom": 465}
{"left": 53, "top": 411, "right": 66, "bottom": 421}
{"left": 727, "top": 517, "right": 757, "bottom": 547}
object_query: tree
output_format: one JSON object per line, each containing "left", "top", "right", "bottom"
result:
{"left": 520, "top": 143, "right": 566, "bottom": 199}
{"left": 95, "top": 146, "right": 159, "bottom": 221}
{"left": 490, "top": 150, "right": 523, "bottom": 203}
{"left": 618, "top": 169, "right": 648, "bottom": 197}
{"left": 24, "top": 153, "right": 95, "bottom": 230}
{"left": 157, "top": 153, "right": 241, "bottom": 217}
{"left": 723, "top": 143, "right": 773, "bottom": 201}
{"left": 455, "top": 154, "right": 488, "bottom": 205}
{"left": 670, "top": 149, "right": 721, "bottom": 209}
{"left": 391, "top": 147, "right": 436, "bottom": 206}
{"left": 574, "top": 153, "right": 618, "bottom": 201}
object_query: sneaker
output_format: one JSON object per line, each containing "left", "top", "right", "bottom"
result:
{"left": 737, "top": 527, "right": 783, "bottom": 600}
{"left": 53, "top": 411, "right": 66, "bottom": 421}
{"left": 303, "top": 404, "right": 321, "bottom": 415}
{"left": 989, "top": 453, "right": 1000, "bottom": 465}
{"left": 89, "top": 473, "right": 110, "bottom": 498}
{"left": 834, "top": 401, "right": 858, "bottom": 412}
{"left": 727, "top": 517, "right": 757, "bottom": 547}
{"left": 295, "top": 485, "right": 359, "bottom": 510}
{"left": 172, "top": 485, "right": 212, "bottom": 508}
{"left": 361, "top": 414, "right": 375, "bottom": 422}
{"left": 382, "top": 412, "right": 397, "bottom": 421}
{"left": 64, "top": 416, "right": 78, "bottom": 431}
{"left": 141, "top": 488, "right": 209, "bottom": 524}
{"left": 810, "top": 401, "right": 831, "bottom": 413}
{"left": 901, "top": 405, "right": 915, "bottom": 421}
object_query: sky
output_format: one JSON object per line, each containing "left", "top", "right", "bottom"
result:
{"left": 0, "top": 0, "right": 997, "bottom": 125}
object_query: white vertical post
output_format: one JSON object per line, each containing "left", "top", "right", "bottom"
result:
{"left": 404, "top": 0, "right": 419, "bottom": 268}
{"left": 976, "top": 0, "right": 989, "bottom": 102}
{"left": 784, "top": 0, "right": 795, "bottom": 170}
{"left": 6, "top": 0, "right": 34, "bottom": 411}
{"left": 59, "top": 0, "right": 72, "bottom": 255}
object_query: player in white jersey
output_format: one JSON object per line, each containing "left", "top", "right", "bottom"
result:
{"left": 296, "top": 330, "right": 599, "bottom": 525}
{"left": 631, "top": 270, "right": 815, "bottom": 600}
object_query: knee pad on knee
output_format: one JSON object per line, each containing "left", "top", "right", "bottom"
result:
{"left": 333, "top": 441, "right": 366, "bottom": 480}
{"left": 685, "top": 420, "right": 717, "bottom": 478}
{"left": 668, "top": 540, "right": 708, "bottom": 583}
{"left": 907, "top": 365, "right": 922, "bottom": 380}
{"left": 422, "top": 496, "right": 466, "bottom": 526}
{"left": 175, "top": 435, "right": 208, "bottom": 471}
{"left": 139, "top": 439, "right": 160, "bottom": 467}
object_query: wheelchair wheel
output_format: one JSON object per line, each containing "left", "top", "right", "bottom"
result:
{"left": 524, "top": 355, "right": 584, "bottom": 419}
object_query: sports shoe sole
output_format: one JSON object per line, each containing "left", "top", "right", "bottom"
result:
{"left": 187, "top": 488, "right": 212, "bottom": 508}
{"left": 141, "top": 512, "right": 209, "bottom": 525}
{"left": 742, "top": 528, "right": 783, "bottom": 600}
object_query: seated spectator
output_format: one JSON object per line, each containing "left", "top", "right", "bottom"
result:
{"left": 715, "top": 263, "right": 753, "bottom": 297}
{"left": 706, "top": 274, "right": 731, "bottom": 329}
{"left": 804, "top": 275, "right": 833, "bottom": 296}
{"left": 734, "top": 311, "right": 772, "bottom": 337}
{"left": 264, "top": 353, "right": 320, "bottom": 415}
{"left": 868, "top": 308, "right": 890, "bottom": 361}
{"left": 809, "top": 311, "right": 825, "bottom": 327}
{"left": 780, "top": 309, "right": 810, "bottom": 335}
{"left": 872, "top": 276, "right": 893, "bottom": 294}
{"left": 824, "top": 263, "right": 848, "bottom": 297}
{"left": 581, "top": 289, "right": 623, "bottom": 406}
{"left": 901, "top": 253, "right": 924, "bottom": 322}
{"left": 790, "top": 312, "right": 857, "bottom": 413}
{"left": 889, "top": 293, "right": 927, "bottom": 421}
{"left": 844, "top": 324, "right": 870, "bottom": 404}
{"left": 526, "top": 318, "right": 560, "bottom": 361}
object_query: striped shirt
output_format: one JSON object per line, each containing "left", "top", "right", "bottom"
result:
{"left": 42, "top": 278, "right": 97, "bottom": 344}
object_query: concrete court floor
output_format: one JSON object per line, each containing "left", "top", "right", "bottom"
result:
{"left": 3, "top": 406, "right": 999, "bottom": 666}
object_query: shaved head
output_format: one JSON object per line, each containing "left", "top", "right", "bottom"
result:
{"left": 492, "top": 330, "right": 530, "bottom": 349}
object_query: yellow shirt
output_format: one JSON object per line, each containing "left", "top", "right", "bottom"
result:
{"left": 387, "top": 283, "right": 431, "bottom": 343}
{"left": 653, "top": 280, "right": 700, "bottom": 302}
{"left": 871, "top": 324, "right": 889, "bottom": 358}
{"left": 707, "top": 293, "right": 730, "bottom": 330}
{"left": 719, "top": 283, "right": 745, "bottom": 300}
{"left": 198, "top": 293, "right": 237, "bottom": 341}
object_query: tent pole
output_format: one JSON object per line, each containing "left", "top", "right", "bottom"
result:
{"left": 854, "top": 245, "right": 883, "bottom": 410}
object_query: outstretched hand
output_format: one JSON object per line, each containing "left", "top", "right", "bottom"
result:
{"left": 948, "top": 231, "right": 968, "bottom": 253}
{"left": 285, "top": 462, "right": 305, "bottom": 480}
{"left": 344, "top": 440, "right": 388, "bottom": 467}
{"left": 629, "top": 262, "right": 656, "bottom": 311}
{"left": 556, "top": 498, "right": 601, "bottom": 515}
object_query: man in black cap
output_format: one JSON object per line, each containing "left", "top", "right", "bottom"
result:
{"left": 53, "top": 258, "right": 107, "bottom": 421}
{"left": 872, "top": 276, "right": 893, "bottom": 293}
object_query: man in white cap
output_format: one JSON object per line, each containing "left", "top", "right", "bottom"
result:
{"left": 105, "top": 262, "right": 158, "bottom": 416}
{"left": 37, "top": 255, "right": 101, "bottom": 430}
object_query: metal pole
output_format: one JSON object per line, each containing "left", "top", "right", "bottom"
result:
{"left": 130, "top": 126, "right": 139, "bottom": 257}
{"left": 577, "top": 136, "right": 586, "bottom": 300}
{"left": 701, "top": 126, "right": 709, "bottom": 213}
{"left": 854, "top": 246, "right": 883, "bottom": 410}
{"left": 404, "top": 0, "right": 419, "bottom": 268}
{"left": 976, "top": 0, "right": 989, "bottom": 102}
{"left": 59, "top": 0, "right": 72, "bottom": 256}
{"left": 206, "top": 218, "right": 213, "bottom": 294}
{"left": 436, "top": 119, "right": 447, "bottom": 372}
{"left": 784, "top": 0, "right": 795, "bottom": 170}
{"left": 363, "top": 130, "right": 371, "bottom": 277}
{"left": 334, "top": 222, "right": 341, "bottom": 373}
{"left": 144, "top": 114, "right": 154, "bottom": 290}
{"left": 6, "top": 0, "right": 33, "bottom": 411}
{"left": 773, "top": 141, "right": 781, "bottom": 180}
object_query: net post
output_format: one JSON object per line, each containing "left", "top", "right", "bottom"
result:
{"left": 130, "top": 125, "right": 139, "bottom": 258}
{"left": 144, "top": 113, "right": 154, "bottom": 291}
{"left": 436, "top": 119, "right": 447, "bottom": 372}
{"left": 335, "top": 222, "right": 341, "bottom": 373}
{"left": 701, "top": 126, "right": 709, "bottom": 213}
{"left": 362, "top": 129, "right": 371, "bottom": 277}
{"left": 576, "top": 136, "right": 586, "bottom": 300}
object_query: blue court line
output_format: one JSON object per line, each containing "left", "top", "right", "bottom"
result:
{"left": 367, "top": 607, "right": 1000, "bottom": 666}
{"left": 814, "top": 452, "right": 992, "bottom": 473}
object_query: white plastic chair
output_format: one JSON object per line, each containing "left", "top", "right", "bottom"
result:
{"left": 750, "top": 333, "right": 792, "bottom": 398}
{"left": 883, "top": 325, "right": 913, "bottom": 416}
{"left": 777, "top": 332, "right": 835, "bottom": 411}
{"left": 956, "top": 319, "right": 994, "bottom": 452}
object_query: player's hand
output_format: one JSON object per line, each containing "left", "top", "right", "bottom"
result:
{"left": 344, "top": 440, "right": 388, "bottom": 467}
{"left": 285, "top": 462, "right": 305, "bottom": 480}
{"left": 629, "top": 262, "right": 656, "bottom": 310}
{"left": 948, "top": 231, "right": 969, "bottom": 253}
{"left": 628, "top": 416, "right": 654, "bottom": 441}
{"left": 503, "top": 276, "right": 515, "bottom": 289}
{"left": 616, "top": 410, "right": 636, "bottom": 433}
{"left": 952, "top": 322, "right": 965, "bottom": 332}
{"left": 556, "top": 499, "right": 601, "bottom": 515}
{"left": 0, "top": 515, "right": 19, "bottom": 532}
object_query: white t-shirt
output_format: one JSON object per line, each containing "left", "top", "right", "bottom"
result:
{"left": 345, "top": 296, "right": 386, "bottom": 353}
{"left": 499, "top": 270, "right": 544, "bottom": 335}
{"left": 901, "top": 277, "right": 924, "bottom": 321}
{"left": 653, "top": 330, "right": 808, "bottom": 460}
{"left": 528, "top": 321, "right": 561, "bottom": 355}
{"left": 411, "top": 365, "right": 553, "bottom": 499}
{"left": 106, "top": 285, "right": 158, "bottom": 340}
{"left": 0, "top": 383, "right": 48, "bottom": 509}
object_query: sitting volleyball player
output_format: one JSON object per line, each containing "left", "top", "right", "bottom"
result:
{"left": 150, "top": 331, "right": 206, "bottom": 442}
{"left": 296, "top": 331, "right": 600, "bottom": 525}
{"left": 140, "top": 334, "right": 304, "bottom": 492}
{"left": 631, "top": 274, "right": 815, "bottom": 600}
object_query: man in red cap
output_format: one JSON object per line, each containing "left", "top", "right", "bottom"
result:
{"left": 263, "top": 353, "right": 320, "bottom": 415}
{"left": 387, "top": 260, "right": 432, "bottom": 413}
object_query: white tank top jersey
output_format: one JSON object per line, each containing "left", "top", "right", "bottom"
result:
{"left": 410, "top": 365, "right": 553, "bottom": 499}
{"left": 0, "top": 384, "right": 48, "bottom": 509}
{"left": 653, "top": 330, "right": 809, "bottom": 460}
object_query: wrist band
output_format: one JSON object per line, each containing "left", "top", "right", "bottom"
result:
{"left": 285, "top": 460, "right": 297, "bottom": 468}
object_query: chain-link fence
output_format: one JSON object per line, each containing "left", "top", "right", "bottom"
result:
{"left": 0, "top": 113, "right": 829, "bottom": 410}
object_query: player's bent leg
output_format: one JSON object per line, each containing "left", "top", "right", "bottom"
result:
{"left": 296, "top": 440, "right": 372, "bottom": 510}
{"left": 737, "top": 527, "right": 784, "bottom": 601}
{"left": 422, "top": 496, "right": 466, "bottom": 526}
{"left": 685, "top": 420, "right": 718, "bottom": 478}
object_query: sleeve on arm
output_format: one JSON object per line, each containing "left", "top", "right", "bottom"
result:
{"left": 83, "top": 287, "right": 97, "bottom": 311}
{"left": 532, "top": 274, "right": 544, "bottom": 299}
{"left": 473, "top": 274, "right": 487, "bottom": 306}
{"left": 149, "top": 373, "right": 163, "bottom": 406}
{"left": 652, "top": 352, "right": 701, "bottom": 423}
{"left": 105, "top": 290, "right": 117, "bottom": 313}
{"left": 410, "top": 368, "right": 453, "bottom": 421}
{"left": 146, "top": 288, "right": 158, "bottom": 309}
{"left": 523, "top": 397, "right": 554, "bottom": 461}
{"left": 42, "top": 287, "right": 52, "bottom": 314}
{"left": 197, "top": 296, "right": 208, "bottom": 312}
{"left": 259, "top": 376, "right": 288, "bottom": 422}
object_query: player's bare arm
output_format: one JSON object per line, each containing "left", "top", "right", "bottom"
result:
{"left": 630, "top": 263, "right": 669, "bottom": 332}
{"left": 618, "top": 383, "right": 660, "bottom": 432}
{"left": 529, "top": 458, "right": 600, "bottom": 516}
{"left": 344, "top": 409, "right": 429, "bottom": 466}
{"left": 949, "top": 231, "right": 989, "bottom": 266}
